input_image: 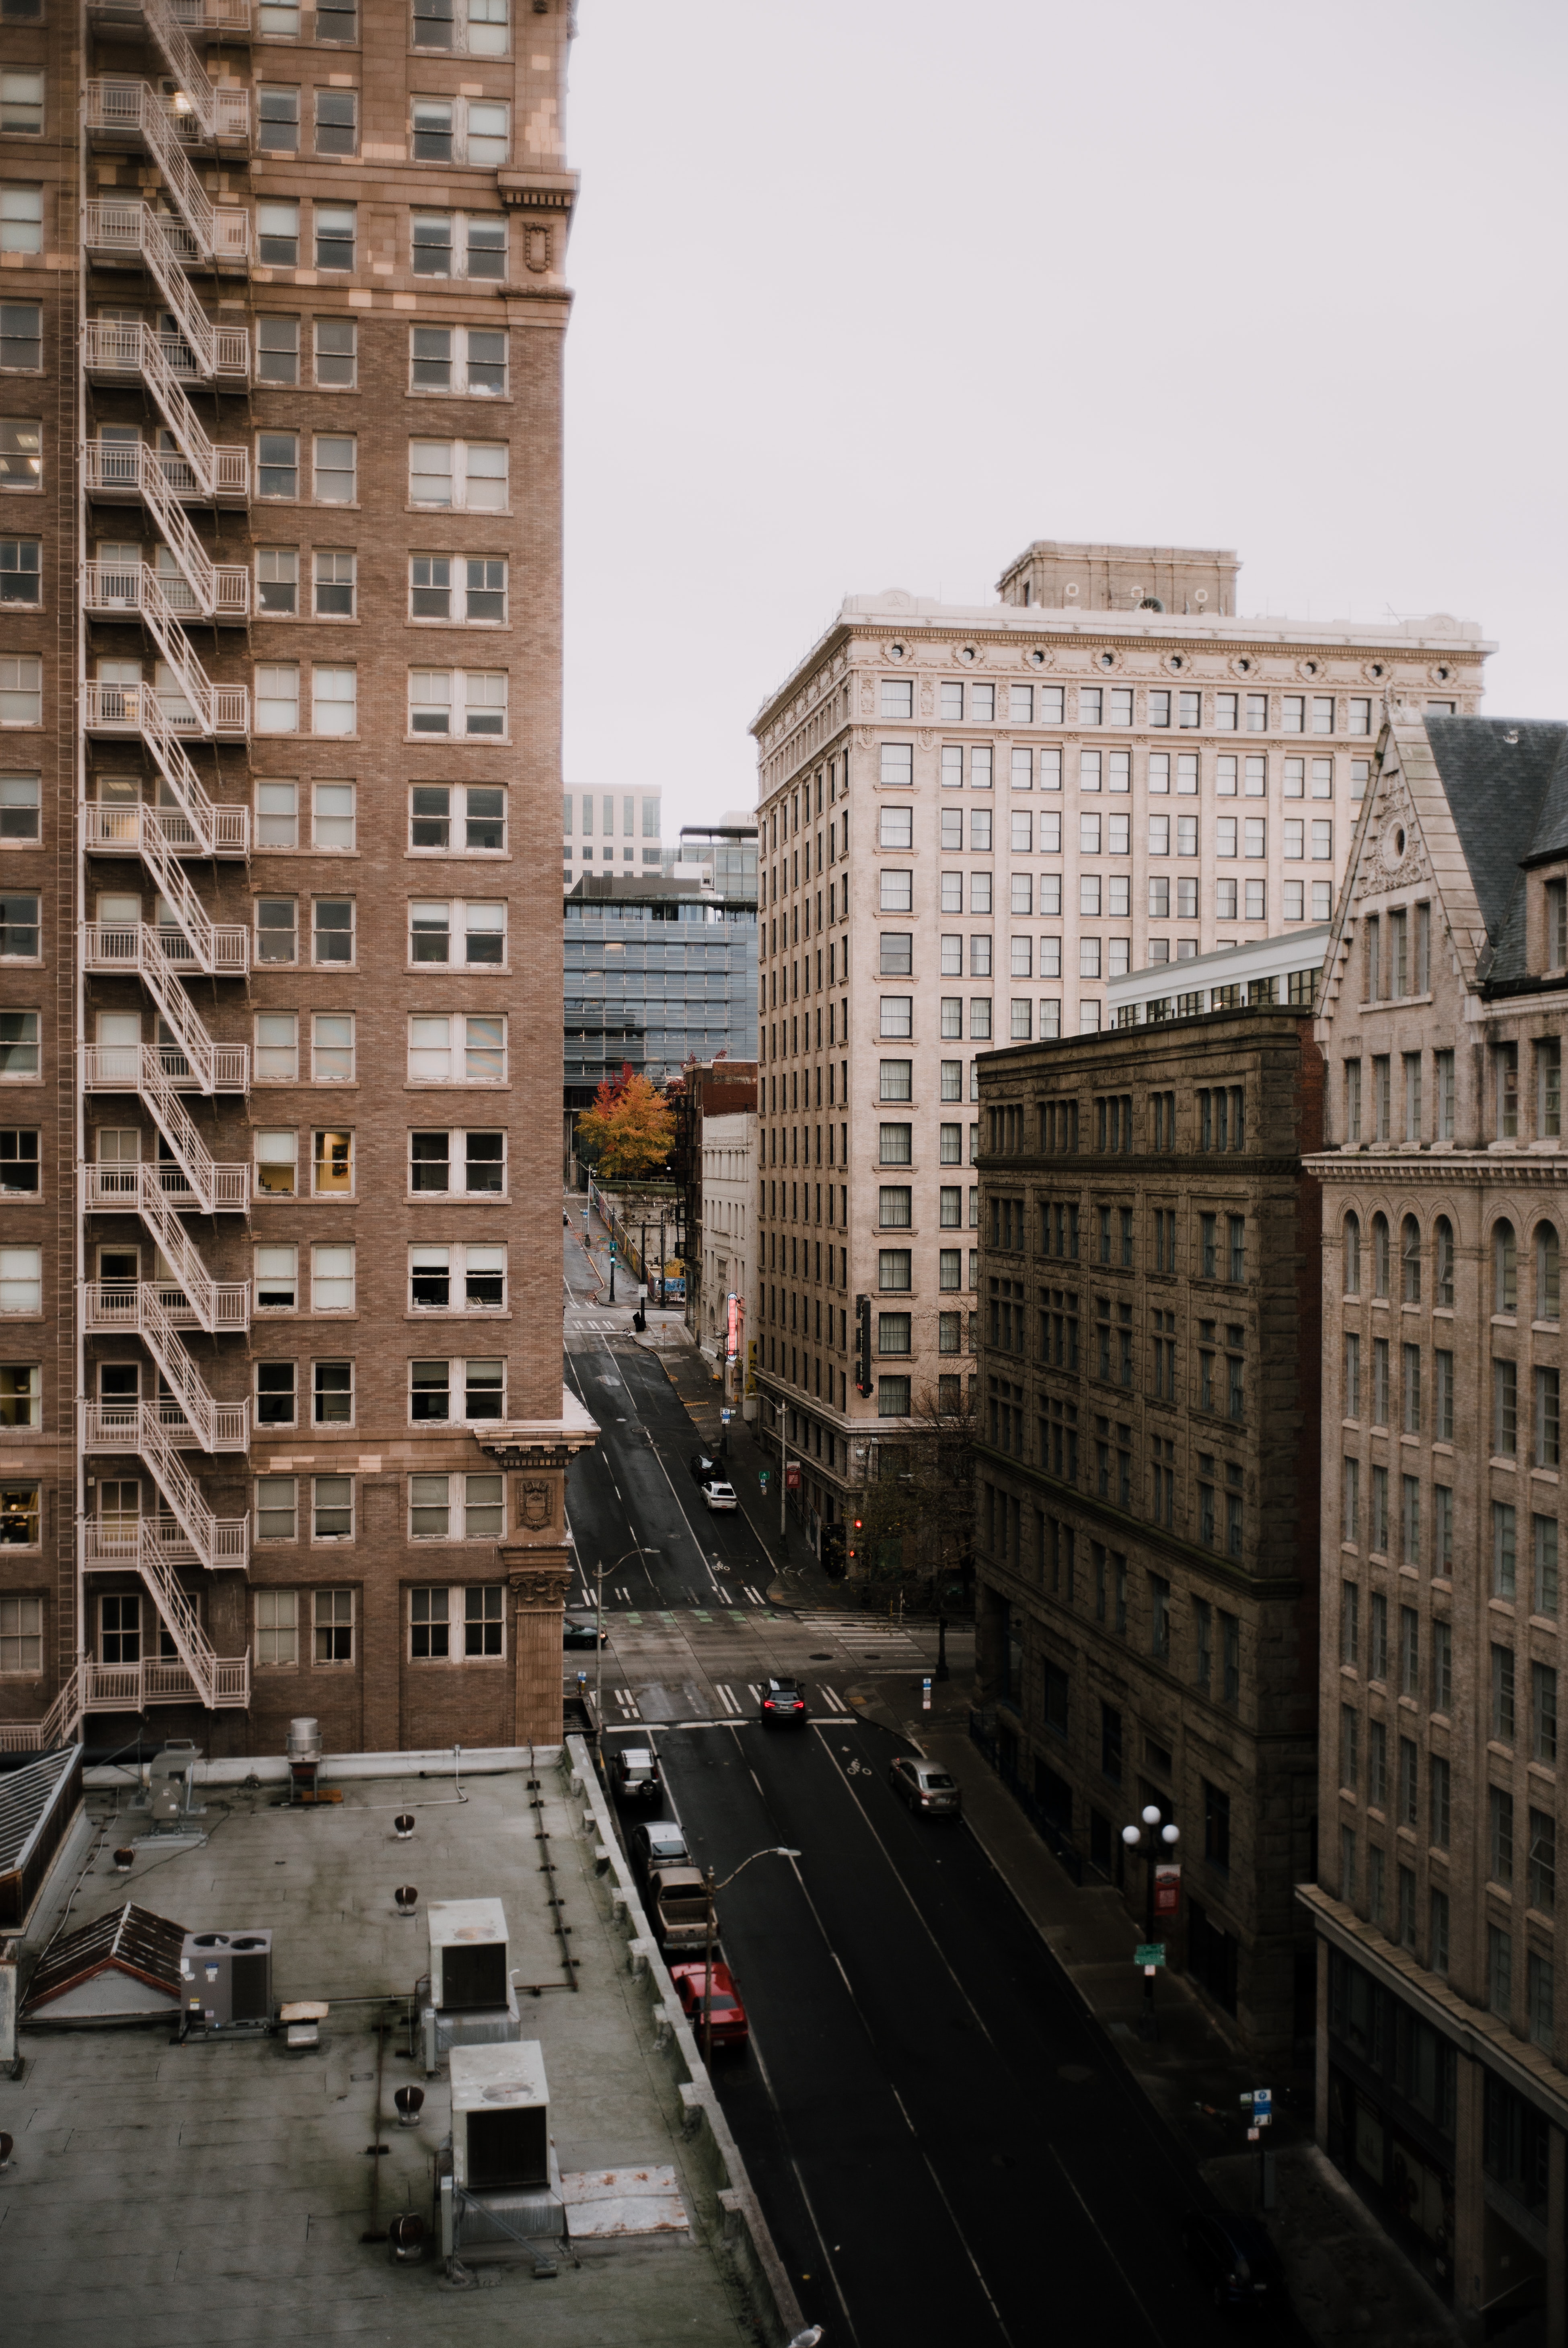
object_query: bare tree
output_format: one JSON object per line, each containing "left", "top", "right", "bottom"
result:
{"left": 849, "top": 1380, "right": 978, "bottom": 1610}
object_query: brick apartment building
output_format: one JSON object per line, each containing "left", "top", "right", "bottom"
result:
{"left": 0, "top": 0, "right": 589, "bottom": 1757}
{"left": 970, "top": 942, "right": 1326, "bottom": 2054}
{"left": 1301, "top": 713, "right": 1568, "bottom": 2327}
{"left": 746, "top": 542, "right": 1486, "bottom": 1550}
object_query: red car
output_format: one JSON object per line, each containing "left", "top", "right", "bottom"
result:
{"left": 669, "top": 1960, "right": 749, "bottom": 2051}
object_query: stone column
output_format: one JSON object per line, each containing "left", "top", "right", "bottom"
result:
{"left": 501, "top": 1463, "right": 571, "bottom": 1744}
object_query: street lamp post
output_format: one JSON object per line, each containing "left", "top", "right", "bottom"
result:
{"left": 700, "top": 1846, "right": 801, "bottom": 2070}
{"left": 1122, "top": 1802, "right": 1180, "bottom": 2040}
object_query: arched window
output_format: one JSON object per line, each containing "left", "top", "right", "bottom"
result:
{"left": 1373, "top": 1212, "right": 1390, "bottom": 1298}
{"left": 1494, "top": 1219, "right": 1517, "bottom": 1315}
{"left": 1402, "top": 1215, "right": 1422, "bottom": 1305}
{"left": 1537, "top": 1222, "right": 1560, "bottom": 1323}
{"left": 1344, "top": 1212, "right": 1361, "bottom": 1296}
{"left": 1434, "top": 1216, "right": 1455, "bottom": 1308}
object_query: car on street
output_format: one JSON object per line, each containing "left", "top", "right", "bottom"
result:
{"left": 668, "top": 1959, "right": 749, "bottom": 2051}
{"left": 608, "top": 1745, "right": 662, "bottom": 1805}
{"left": 700, "top": 1480, "right": 738, "bottom": 1512}
{"left": 759, "top": 1677, "right": 808, "bottom": 1729}
{"left": 688, "top": 1450, "right": 717, "bottom": 1485}
{"left": 889, "top": 1756, "right": 962, "bottom": 1816}
{"left": 562, "top": 1613, "right": 606, "bottom": 1649}
{"left": 1178, "top": 2210, "right": 1287, "bottom": 2314}
{"left": 628, "top": 1818, "right": 689, "bottom": 1888}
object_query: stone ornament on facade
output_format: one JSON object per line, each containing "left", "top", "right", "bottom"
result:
{"left": 520, "top": 1479, "right": 554, "bottom": 1530}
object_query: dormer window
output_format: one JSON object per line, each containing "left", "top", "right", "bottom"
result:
{"left": 1547, "top": 877, "right": 1567, "bottom": 971}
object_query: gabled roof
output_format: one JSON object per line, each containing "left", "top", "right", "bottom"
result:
{"left": 23, "top": 1901, "right": 186, "bottom": 2014}
{"left": 1421, "top": 718, "right": 1568, "bottom": 980}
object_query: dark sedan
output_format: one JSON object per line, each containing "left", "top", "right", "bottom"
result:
{"left": 563, "top": 1613, "right": 606, "bottom": 1649}
{"left": 1179, "top": 2210, "right": 1286, "bottom": 2314}
{"left": 759, "top": 1677, "right": 808, "bottom": 1729}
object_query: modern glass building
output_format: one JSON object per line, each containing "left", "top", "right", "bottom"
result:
{"left": 668, "top": 817, "right": 759, "bottom": 900}
{"left": 563, "top": 877, "right": 758, "bottom": 1113}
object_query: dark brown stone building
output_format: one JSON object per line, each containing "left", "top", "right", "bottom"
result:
{"left": 972, "top": 955, "right": 1324, "bottom": 2055}
{"left": 0, "top": 0, "right": 589, "bottom": 1757}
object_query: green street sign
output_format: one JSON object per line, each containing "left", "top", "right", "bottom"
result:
{"left": 758, "top": 1469, "right": 771, "bottom": 1489}
{"left": 1134, "top": 1943, "right": 1167, "bottom": 1967}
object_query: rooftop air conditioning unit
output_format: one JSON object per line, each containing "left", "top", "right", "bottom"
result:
{"left": 437, "top": 2041, "right": 563, "bottom": 2270}
{"left": 179, "top": 1929, "right": 273, "bottom": 2030}
{"left": 421, "top": 1898, "right": 519, "bottom": 2072}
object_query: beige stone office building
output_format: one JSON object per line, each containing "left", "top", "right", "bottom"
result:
{"left": 746, "top": 542, "right": 1489, "bottom": 1536}
{"left": 1303, "top": 712, "right": 1568, "bottom": 2330}
{"left": 0, "top": 0, "right": 588, "bottom": 1756}
{"left": 697, "top": 1107, "right": 755, "bottom": 1398}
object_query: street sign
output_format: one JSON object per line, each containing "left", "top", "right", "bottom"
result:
{"left": 637, "top": 1284, "right": 647, "bottom": 1301}
{"left": 1251, "top": 2089, "right": 1273, "bottom": 2126}
{"left": 921, "top": 1676, "right": 931, "bottom": 1712}
{"left": 1154, "top": 1861, "right": 1182, "bottom": 1918}
{"left": 720, "top": 1408, "right": 732, "bottom": 1422}
{"left": 1134, "top": 1943, "right": 1167, "bottom": 1967}
{"left": 608, "top": 1241, "right": 617, "bottom": 1258}
{"left": 785, "top": 1462, "right": 801, "bottom": 1492}
{"left": 758, "top": 1469, "right": 771, "bottom": 1490}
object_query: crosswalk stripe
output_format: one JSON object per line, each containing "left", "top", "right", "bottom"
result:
{"left": 714, "top": 1682, "right": 740, "bottom": 1715}
{"left": 819, "top": 1685, "right": 848, "bottom": 1713}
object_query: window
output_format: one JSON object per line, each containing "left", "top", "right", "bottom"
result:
{"left": 312, "top": 435, "right": 356, "bottom": 506}
{"left": 410, "top": 324, "right": 508, "bottom": 397}
{"left": 312, "top": 1129, "right": 353, "bottom": 1197}
{"left": 407, "top": 1012, "right": 506, "bottom": 1083}
{"left": 312, "top": 1473, "right": 353, "bottom": 1541}
{"left": 0, "top": 192, "right": 42, "bottom": 260}
{"left": 255, "top": 1244, "right": 298, "bottom": 1309}
{"left": 255, "top": 1588, "right": 298, "bottom": 1666}
{"left": 257, "top": 550, "right": 298, "bottom": 616}
{"left": 0, "top": 537, "right": 39, "bottom": 606}
{"left": 0, "top": 1243, "right": 40, "bottom": 1316}
{"left": 311, "top": 1241, "right": 355, "bottom": 1311}
{"left": 411, "top": 94, "right": 510, "bottom": 165}
{"left": 255, "top": 1360, "right": 297, "bottom": 1426}
{"left": 878, "top": 1250, "right": 911, "bottom": 1292}
{"left": 410, "top": 1473, "right": 505, "bottom": 1542}
{"left": 310, "top": 897, "right": 353, "bottom": 965}
{"left": 410, "top": 1129, "right": 505, "bottom": 1194}
{"left": 314, "top": 86, "right": 357, "bottom": 155}
{"left": 412, "top": 211, "right": 506, "bottom": 280}
{"left": 259, "top": 84, "right": 300, "bottom": 150}
{"left": 257, "top": 317, "right": 299, "bottom": 385}
{"left": 0, "top": 314, "right": 37, "bottom": 398}
{"left": 314, "top": 204, "right": 356, "bottom": 271}
{"left": 409, "top": 439, "right": 507, "bottom": 511}
{"left": 313, "top": 1587, "right": 353, "bottom": 1664}
{"left": 409, "top": 555, "right": 508, "bottom": 624}
{"left": 255, "top": 662, "right": 300, "bottom": 733}
{"left": 0, "top": 73, "right": 44, "bottom": 135}
{"left": 310, "top": 665, "right": 356, "bottom": 735}
{"left": 0, "top": 419, "right": 40, "bottom": 492}
{"left": 411, "top": 1356, "right": 503, "bottom": 1422}
{"left": 257, "top": 198, "right": 300, "bottom": 268}
{"left": 878, "top": 1186, "right": 911, "bottom": 1229}
{"left": 258, "top": 428, "right": 300, "bottom": 502}
{"left": 409, "top": 783, "right": 506, "bottom": 852}
{"left": 256, "top": 897, "right": 298, "bottom": 965}
{"left": 409, "top": 899, "right": 506, "bottom": 967}
{"left": 408, "top": 670, "right": 507, "bottom": 736}
{"left": 882, "top": 996, "right": 913, "bottom": 1039}
{"left": 409, "top": 1243, "right": 505, "bottom": 1311}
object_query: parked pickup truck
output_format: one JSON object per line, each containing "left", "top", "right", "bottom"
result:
{"left": 649, "top": 1864, "right": 712, "bottom": 1957}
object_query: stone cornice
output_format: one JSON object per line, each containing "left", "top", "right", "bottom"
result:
{"left": 1307, "top": 1148, "right": 1568, "bottom": 1185}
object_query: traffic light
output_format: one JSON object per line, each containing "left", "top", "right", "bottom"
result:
{"left": 854, "top": 1293, "right": 872, "bottom": 1396}
{"left": 847, "top": 1513, "right": 863, "bottom": 1566}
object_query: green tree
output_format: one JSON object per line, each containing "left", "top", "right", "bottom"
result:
{"left": 577, "top": 1064, "right": 676, "bottom": 1182}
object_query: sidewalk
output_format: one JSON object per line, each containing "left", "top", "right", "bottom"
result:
{"left": 883, "top": 1677, "right": 1461, "bottom": 2348}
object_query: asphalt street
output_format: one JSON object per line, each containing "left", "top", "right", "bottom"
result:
{"left": 561, "top": 1212, "right": 1309, "bottom": 2348}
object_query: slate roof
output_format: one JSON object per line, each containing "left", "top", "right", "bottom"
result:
{"left": 1422, "top": 717, "right": 1568, "bottom": 986}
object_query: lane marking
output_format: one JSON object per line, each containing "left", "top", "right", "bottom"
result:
{"left": 742, "top": 2024, "right": 862, "bottom": 2348}
{"left": 890, "top": 2085, "right": 1016, "bottom": 2346}
{"left": 1046, "top": 2144, "right": 1162, "bottom": 2344}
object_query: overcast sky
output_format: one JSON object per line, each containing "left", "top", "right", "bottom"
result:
{"left": 561, "top": 0, "right": 1567, "bottom": 840}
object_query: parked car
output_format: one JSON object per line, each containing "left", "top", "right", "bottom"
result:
{"left": 889, "top": 1756, "right": 962, "bottom": 1817}
{"left": 628, "top": 1818, "right": 689, "bottom": 1889}
{"left": 649, "top": 1864, "right": 711, "bottom": 1956}
{"left": 700, "top": 1480, "right": 738, "bottom": 1513}
{"left": 689, "top": 1450, "right": 718, "bottom": 1485}
{"left": 563, "top": 1613, "right": 606, "bottom": 1650}
{"left": 759, "top": 1677, "right": 808, "bottom": 1729}
{"left": 608, "top": 1745, "right": 662, "bottom": 1805}
{"left": 1178, "top": 2210, "right": 1286, "bottom": 2314}
{"left": 668, "top": 1959, "right": 749, "bottom": 2051}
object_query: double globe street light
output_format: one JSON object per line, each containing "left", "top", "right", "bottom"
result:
{"left": 1122, "top": 1802, "right": 1180, "bottom": 2040}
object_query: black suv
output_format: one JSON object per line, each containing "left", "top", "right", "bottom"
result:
{"left": 759, "top": 1677, "right": 808, "bottom": 1729}
{"left": 689, "top": 1450, "right": 718, "bottom": 1485}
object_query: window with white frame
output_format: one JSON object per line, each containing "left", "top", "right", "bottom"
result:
{"left": 409, "top": 1472, "right": 506, "bottom": 1540}
{"left": 314, "top": 86, "right": 357, "bottom": 156}
{"left": 410, "top": 1582, "right": 505, "bottom": 1655}
{"left": 0, "top": 893, "right": 38, "bottom": 957}
{"left": 412, "top": 0, "right": 510, "bottom": 51}
{"left": 312, "top": 897, "right": 353, "bottom": 964}
{"left": 407, "top": 1013, "right": 506, "bottom": 1082}
{"left": 410, "top": 1356, "right": 505, "bottom": 1422}
{"left": 409, "top": 325, "right": 507, "bottom": 396}
{"left": 257, "top": 549, "right": 298, "bottom": 614}
{"left": 0, "top": 74, "right": 44, "bottom": 135}
{"left": 255, "top": 1359, "right": 296, "bottom": 1425}
{"left": 314, "top": 550, "right": 355, "bottom": 617}
{"left": 1, "top": 537, "right": 39, "bottom": 605}
{"left": 410, "top": 899, "right": 506, "bottom": 963}
{"left": 408, "top": 670, "right": 507, "bottom": 736}
{"left": 311, "top": 1011, "right": 354, "bottom": 1081}
{"left": 409, "top": 556, "right": 507, "bottom": 623}
{"left": 408, "top": 440, "right": 507, "bottom": 509}
{"left": 311, "top": 666, "right": 356, "bottom": 735}
{"left": 0, "top": 1014, "right": 38, "bottom": 1077}
{"left": 0, "top": 659, "right": 39, "bottom": 728}
{"left": 411, "top": 212, "right": 506, "bottom": 280}
{"left": 409, "top": 1243, "right": 505, "bottom": 1311}
{"left": 0, "top": 192, "right": 43, "bottom": 259}
{"left": 314, "top": 318, "right": 356, "bottom": 387}
{"left": 313, "top": 1585, "right": 353, "bottom": 1661}
{"left": 0, "top": 1246, "right": 40, "bottom": 1313}
{"left": 0, "top": 420, "right": 40, "bottom": 491}
{"left": 310, "top": 432, "right": 354, "bottom": 504}
{"left": 255, "top": 1010, "right": 299, "bottom": 1080}
{"left": 409, "top": 1128, "right": 506, "bottom": 1193}
{"left": 0, "top": 1591, "right": 43, "bottom": 1670}
{"left": 314, "top": 204, "right": 355, "bottom": 272}
{"left": 255, "top": 780, "right": 298, "bottom": 844}
{"left": 312, "top": 1130, "right": 353, "bottom": 1196}
{"left": 254, "top": 1244, "right": 299, "bottom": 1309}
{"left": 257, "top": 317, "right": 299, "bottom": 385}
{"left": 256, "top": 663, "right": 300, "bottom": 733}
{"left": 256, "top": 896, "right": 298, "bottom": 963}
{"left": 311, "top": 1242, "right": 355, "bottom": 1310}
{"left": 0, "top": 1481, "right": 39, "bottom": 1543}
{"left": 0, "top": 1362, "right": 39, "bottom": 1426}
{"left": 312, "top": 780, "right": 355, "bottom": 848}
{"left": 408, "top": 783, "right": 506, "bottom": 852}
{"left": 411, "top": 95, "right": 510, "bottom": 163}
{"left": 255, "top": 1129, "right": 298, "bottom": 1194}
{"left": 254, "top": 1586, "right": 298, "bottom": 1663}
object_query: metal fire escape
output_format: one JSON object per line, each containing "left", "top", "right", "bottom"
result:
{"left": 49, "top": 0, "right": 257, "bottom": 1742}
